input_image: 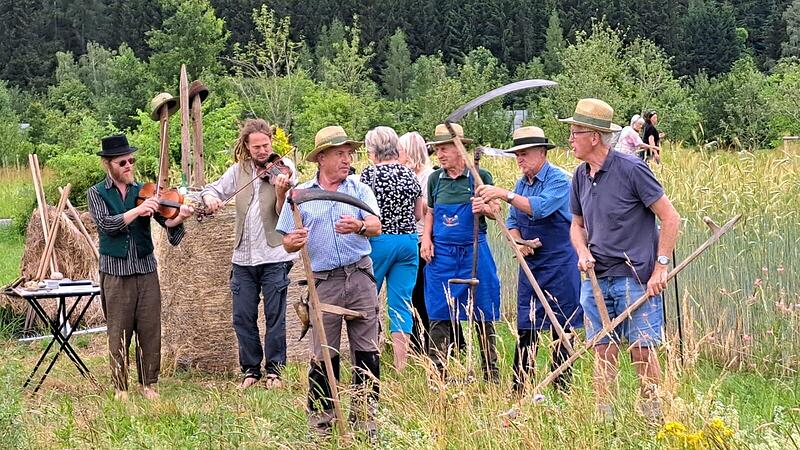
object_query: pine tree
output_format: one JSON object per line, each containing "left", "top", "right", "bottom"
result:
{"left": 674, "top": 0, "right": 742, "bottom": 77}
{"left": 542, "top": 9, "right": 566, "bottom": 76}
{"left": 381, "top": 28, "right": 414, "bottom": 99}
{"left": 782, "top": 0, "right": 800, "bottom": 57}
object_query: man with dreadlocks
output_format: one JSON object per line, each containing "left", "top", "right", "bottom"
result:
{"left": 199, "top": 118, "right": 298, "bottom": 389}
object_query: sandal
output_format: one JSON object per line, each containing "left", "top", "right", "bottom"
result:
{"left": 264, "top": 374, "right": 284, "bottom": 389}
{"left": 237, "top": 375, "right": 260, "bottom": 389}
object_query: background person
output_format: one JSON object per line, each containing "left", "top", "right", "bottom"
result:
{"left": 398, "top": 131, "right": 434, "bottom": 353}
{"left": 617, "top": 114, "right": 658, "bottom": 158}
{"left": 361, "top": 126, "right": 423, "bottom": 371}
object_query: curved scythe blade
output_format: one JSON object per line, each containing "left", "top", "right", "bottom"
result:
{"left": 289, "top": 188, "right": 378, "bottom": 217}
{"left": 446, "top": 79, "right": 557, "bottom": 123}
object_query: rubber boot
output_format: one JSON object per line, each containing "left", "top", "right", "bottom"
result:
{"left": 350, "top": 351, "right": 380, "bottom": 440}
{"left": 476, "top": 322, "right": 499, "bottom": 383}
{"left": 307, "top": 356, "right": 340, "bottom": 434}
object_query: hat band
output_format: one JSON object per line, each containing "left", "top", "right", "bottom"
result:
{"left": 513, "top": 136, "right": 550, "bottom": 146}
{"left": 572, "top": 113, "right": 612, "bottom": 129}
{"left": 432, "top": 133, "right": 461, "bottom": 142}
{"left": 319, "top": 135, "right": 351, "bottom": 147}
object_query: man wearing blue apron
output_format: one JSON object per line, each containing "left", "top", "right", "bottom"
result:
{"left": 477, "top": 126, "right": 582, "bottom": 393}
{"left": 420, "top": 123, "right": 501, "bottom": 382}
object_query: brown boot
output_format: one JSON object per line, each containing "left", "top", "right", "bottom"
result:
{"left": 391, "top": 332, "right": 409, "bottom": 371}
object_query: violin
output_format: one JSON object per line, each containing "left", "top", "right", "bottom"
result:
{"left": 136, "top": 182, "right": 192, "bottom": 219}
{"left": 258, "top": 153, "right": 293, "bottom": 184}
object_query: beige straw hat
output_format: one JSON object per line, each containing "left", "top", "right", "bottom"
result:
{"left": 305, "top": 125, "right": 362, "bottom": 163}
{"left": 425, "top": 123, "right": 473, "bottom": 146}
{"left": 559, "top": 98, "right": 622, "bottom": 132}
{"left": 149, "top": 92, "right": 179, "bottom": 121}
{"left": 505, "top": 126, "right": 556, "bottom": 153}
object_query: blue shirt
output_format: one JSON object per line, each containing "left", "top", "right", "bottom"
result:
{"left": 506, "top": 161, "right": 572, "bottom": 230}
{"left": 276, "top": 175, "right": 380, "bottom": 272}
{"left": 569, "top": 150, "right": 665, "bottom": 280}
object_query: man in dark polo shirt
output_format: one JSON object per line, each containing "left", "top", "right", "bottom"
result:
{"left": 561, "top": 98, "right": 680, "bottom": 421}
{"left": 87, "top": 134, "right": 193, "bottom": 401}
{"left": 420, "top": 123, "right": 501, "bottom": 382}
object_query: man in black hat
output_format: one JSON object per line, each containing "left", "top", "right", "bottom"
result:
{"left": 87, "top": 134, "right": 193, "bottom": 400}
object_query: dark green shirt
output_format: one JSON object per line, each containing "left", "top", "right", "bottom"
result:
{"left": 427, "top": 167, "right": 494, "bottom": 231}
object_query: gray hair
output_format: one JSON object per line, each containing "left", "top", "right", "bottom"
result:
{"left": 600, "top": 132, "right": 614, "bottom": 147}
{"left": 398, "top": 132, "right": 430, "bottom": 173}
{"left": 630, "top": 114, "right": 644, "bottom": 126}
{"left": 365, "top": 126, "right": 399, "bottom": 162}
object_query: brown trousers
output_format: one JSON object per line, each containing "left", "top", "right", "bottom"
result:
{"left": 99, "top": 271, "right": 162, "bottom": 390}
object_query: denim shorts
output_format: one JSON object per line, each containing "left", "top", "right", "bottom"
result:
{"left": 579, "top": 276, "right": 663, "bottom": 347}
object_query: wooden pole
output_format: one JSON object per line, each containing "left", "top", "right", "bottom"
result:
{"left": 179, "top": 64, "right": 191, "bottom": 187}
{"left": 587, "top": 268, "right": 612, "bottom": 329}
{"left": 157, "top": 108, "right": 171, "bottom": 194}
{"left": 290, "top": 202, "right": 348, "bottom": 435}
{"left": 29, "top": 155, "right": 57, "bottom": 275}
{"left": 35, "top": 184, "right": 71, "bottom": 281}
{"left": 59, "top": 187, "right": 98, "bottom": 260}
{"left": 533, "top": 214, "right": 741, "bottom": 393}
{"left": 190, "top": 95, "right": 206, "bottom": 188}
{"left": 444, "top": 123, "right": 575, "bottom": 355}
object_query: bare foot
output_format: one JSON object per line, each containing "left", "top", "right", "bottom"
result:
{"left": 114, "top": 389, "right": 128, "bottom": 401}
{"left": 264, "top": 375, "right": 284, "bottom": 389}
{"left": 237, "top": 376, "right": 259, "bottom": 390}
{"left": 141, "top": 385, "right": 160, "bottom": 400}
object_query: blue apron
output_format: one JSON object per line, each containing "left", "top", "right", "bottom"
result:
{"left": 514, "top": 203, "right": 583, "bottom": 330}
{"left": 424, "top": 173, "right": 500, "bottom": 322}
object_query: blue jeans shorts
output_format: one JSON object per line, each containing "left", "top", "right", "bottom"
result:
{"left": 579, "top": 276, "right": 663, "bottom": 347}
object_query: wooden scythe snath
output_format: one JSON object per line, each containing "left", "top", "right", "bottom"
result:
{"left": 532, "top": 214, "right": 742, "bottom": 394}
{"left": 179, "top": 64, "right": 191, "bottom": 187}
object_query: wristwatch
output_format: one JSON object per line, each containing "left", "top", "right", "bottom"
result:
{"left": 357, "top": 221, "right": 367, "bottom": 235}
{"left": 656, "top": 255, "right": 670, "bottom": 265}
{"left": 506, "top": 191, "right": 516, "bottom": 202}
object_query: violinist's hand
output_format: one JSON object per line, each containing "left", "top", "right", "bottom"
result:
{"left": 274, "top": 174, "right": 291, "bottom": 196}
{"left": 178, "top": 204, "right": 194, "bottom": 219}
{"left": 136, "top": 197, "right": 159, "bottom": 217}
{"left": 202, "top": 194, "right": 223, "bottom": 214}
{"left": 283, "top": 228, "right": 308, "bottom": 252}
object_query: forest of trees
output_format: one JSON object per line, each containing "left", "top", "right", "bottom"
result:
{"left": 2, "top": 0, "right": 799, "bottom": 90}
{"left": 1, "top": 0, "right": 799, "bottom": 214}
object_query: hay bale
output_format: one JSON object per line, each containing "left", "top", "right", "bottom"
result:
{"left": 155, "top": 207, "right": 350, "bottom": 374}
{"left": 0, "top": 207, "right": 103, "bottom": 326}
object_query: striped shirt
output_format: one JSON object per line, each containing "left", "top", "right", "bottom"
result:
{"left": 87, "top": 177, "right": 185, "bottom": 276}
{"left": 275, "top": 175, "right": 380, "bottom": 272}
{"left": 200, "top": 159, "right": 298, "bottom": 266}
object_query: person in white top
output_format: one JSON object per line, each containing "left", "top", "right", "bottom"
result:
{"left": 616, "top": 114, "right": 658, "bottom": 157}
{"left": 398, "top": 132, "right": 434, "bottom": 352}
{"left": 199, "top": 119, "right": 297, "bottom": 389}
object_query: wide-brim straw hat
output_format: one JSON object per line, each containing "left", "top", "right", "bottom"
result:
{"left": 505, "top": 126, "right": 556, "bottom": 153}
{"left": 149, "top": 92, "right": 179, "bottom": 121}
{"left": 559, "top": 98, "right": 622, "bottom": 133}
{"left": 188, "top": 80, "right": 210, "bottom": 107}
{"left": 305, "top": 125, "right": 363, "bottom": 163}
{"left": 425, "top": 123, "right": 473, "bottom": 146}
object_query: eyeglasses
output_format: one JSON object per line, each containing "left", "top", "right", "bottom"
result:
{"left": 568, "top": 130, "right": 596, "bottom": 139}
{"left": 114, "top": 157, "right": 136, "bottom": 167}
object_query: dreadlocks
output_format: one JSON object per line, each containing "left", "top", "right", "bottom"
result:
{"left": 233, "top": 118, "right": 276, "bottom": 163}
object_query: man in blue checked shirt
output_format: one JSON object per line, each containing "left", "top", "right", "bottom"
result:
{"left": 476, "top": 126, "right": 582, "bottom": 394}
{"left": 277, "top": 125, "right": 382, "bottom": 437}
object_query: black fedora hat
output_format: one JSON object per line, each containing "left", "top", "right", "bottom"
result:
{"left": 98, "top": 134, "right": 138, "bottom": 157}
